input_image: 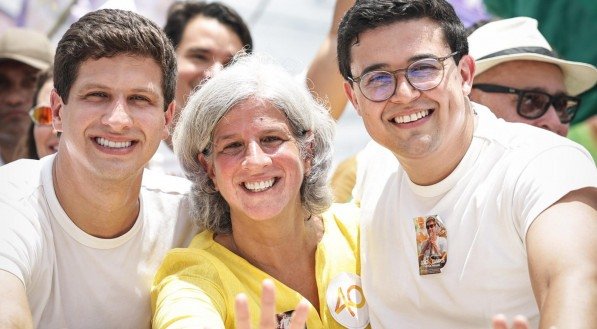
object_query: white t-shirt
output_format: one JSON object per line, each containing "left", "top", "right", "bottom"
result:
{"left": 0, "top": 154, "right": 197, "bottom": 328}
{"left": 353, "top": 104, "right": 597, "bottom": 329}
{"left": 147, "top": 140, "right": 185, "bottom": 177}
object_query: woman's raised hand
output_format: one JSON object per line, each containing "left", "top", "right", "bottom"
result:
{"left": 235, "top": 279, "right": 309, "bottom": 329}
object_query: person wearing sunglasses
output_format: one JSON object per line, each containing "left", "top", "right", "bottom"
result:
{"left": 25, "top": 68, "right": 59, "bottom": 159}
{"left": 338, "top": 1, "right": 596, "bottom": 328}
{"left": 0, "top": 28, "right": 53, "bottom": 165}
{"left": 468, "top": 17, "right": 597, "bottom": 137}
{"left": 0, "top": 10, "right": 197, "bottom": 328}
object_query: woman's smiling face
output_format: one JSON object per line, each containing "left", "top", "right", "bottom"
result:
{"left": 203, "top": 98, "right": 309, "bottom": 222}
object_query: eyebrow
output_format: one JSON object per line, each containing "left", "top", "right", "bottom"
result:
{"left": 213, "top": 126, "right": 290, "bottom": 143}
{"left": 358, "top": 52, "right": 448, "bottom": 77}
{"left": 186, "top": 47, "right": 235, "bottom": 59}
{"left": 77, "top": 83, "right": 160, "bottom": 97}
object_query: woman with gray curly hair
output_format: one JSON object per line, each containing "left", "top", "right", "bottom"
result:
{"left": 151, "top": 54, "right": 369, "bottom": 329}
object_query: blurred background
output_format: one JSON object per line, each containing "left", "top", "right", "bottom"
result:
{"left": 1, "top": 0, "right": 595, "bottom": 165}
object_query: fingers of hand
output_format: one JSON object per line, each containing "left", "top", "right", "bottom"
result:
{"left": 259, "top": 279, "right": 276, "bottom": 328}
{"left": 289, "top": 299, "right": 309, "bottom": 329}
{"left": 235, "top": 293, "right": 251, "bottom": 329}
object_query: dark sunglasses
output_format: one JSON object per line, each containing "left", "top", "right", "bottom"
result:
{"left": 472, "top": 84, "right": 580, "bottom": 124}
{"left": 29, "top": 105, "right": 53, "bottom": 126}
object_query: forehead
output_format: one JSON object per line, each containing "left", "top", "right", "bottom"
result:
{"left": 477, "top": 60, "right": 566, "bottom": 93}
{"left": 0, "top": 60, "right": 39, "bottom": 78}
{"left": 71, "top": 55, "right": 163, "bottom": 94}
{"left": 350, "top": 18, "right": 449, "bottom": 72}
{"left": 179, "top": 15, "right": 243, "bottom": 53}
{"left": 214, "top": 98, "right": 289, "bottom": 134}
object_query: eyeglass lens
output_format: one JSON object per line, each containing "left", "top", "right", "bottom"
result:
{"left": 30, "top": 106, "right": 53, "bottom": 125}
{"left": 360, "top": 58, "right": 445, "bottom": 101}
{"left": 520, "top": 92, "right": 578, "bottom": 123}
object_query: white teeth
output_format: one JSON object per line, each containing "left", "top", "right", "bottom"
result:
{"left": 244, "top": 178, "right": 275, "bottom": 192}
{"left": 394, "top": 109, "right": 430, "bottom": 124}
{"left": 96, "top": 137, "right": 132, "bottom": 149}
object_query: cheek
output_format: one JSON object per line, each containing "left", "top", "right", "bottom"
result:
{"left": 177, "top": 60, "right": 205, "bottom": 82}
{"left": 33, "top": 126, "right": 52, "bottom": 140}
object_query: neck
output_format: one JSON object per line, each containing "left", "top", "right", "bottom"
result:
{"left": 227, "top": 213, "right": 321, "bottom": 270}
{"left": 219, "top": 213, "right": 323, "bottom": 311}
{"left": 52, "top": 154, "right": 142, "bottom": 238}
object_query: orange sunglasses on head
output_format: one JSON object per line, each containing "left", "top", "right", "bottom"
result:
{"left": 29, "top": 106, "right": 53, "bottom": 126}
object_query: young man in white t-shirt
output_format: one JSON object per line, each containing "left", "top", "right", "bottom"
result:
{"left": 337, "top": 0, "right": 597, "bottom": 328}
{"left": 0, "top": 9, "right": 197, "bottom": 328}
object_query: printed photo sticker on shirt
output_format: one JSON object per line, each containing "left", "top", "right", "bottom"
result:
{"left": 326, "top": 272, "right": 370, "bottom": 329}
{"left": 414, "top": 215, "right": 447, "bottom": 275}
{"left": 275, "top": 310, "right": 305, "bottom": 329}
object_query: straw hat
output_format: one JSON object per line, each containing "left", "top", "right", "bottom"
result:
{"left": 0, "top": 28, "right": 53, "bottom": 70}
{"left": 468, "top": 17, "right": 597, "bottom": 96}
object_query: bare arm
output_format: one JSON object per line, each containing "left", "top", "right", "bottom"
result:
{"left": 526, "top": 187, "right": 597, "bottom": 328}
{"left": 0, "top": 270, "right": 33, "bottom": 329}
{"left": 306, "top": 0, "right": 354, "bottom": 120}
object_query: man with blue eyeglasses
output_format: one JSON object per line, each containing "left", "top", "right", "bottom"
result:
{"left": 468, "top": 17, "right": 597, "bottom": 137}
{"left": 338, "top": 1, "right": 597, "bottom": 328}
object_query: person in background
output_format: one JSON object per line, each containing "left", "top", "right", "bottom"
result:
{"left": 468, "top": 17, "right": 597, "bottom": 137}
{"left": 147, "top": 0, "right": 253, "bottom": 176}
{"left": 25, "top": 68, "right": 59, "bottom": 159}
{"left": 0, "top": 28, "right": 53, "bottom": 165}
{"left": 338, "top": 0, "right": 596, "bottom": 328}
{"left": 152, "top": 54, "right": 368, "bottom": 329}
{"left": 0, "top": 9, "right": 196, "bottom": 328}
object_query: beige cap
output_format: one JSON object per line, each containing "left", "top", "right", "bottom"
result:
{"left": 0, "top": 28, "right": 53, "bottom": 70}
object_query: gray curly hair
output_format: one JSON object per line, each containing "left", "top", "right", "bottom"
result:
{"left": 172, "top": 53, "right": 335, "bottom": 233}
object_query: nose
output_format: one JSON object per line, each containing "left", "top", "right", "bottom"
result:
{"left": 536, "top": 105, "right": 568, "bottom": 137}
{"left": 204, "top": 62, "right": 224, "bottom": 79}
{"left": 242, "top": 141, "right": 272, "bottom": 170}
{"left": 101, "top": 97, "right": 133, "bottom": 130}
{"left": 5, "top": 86, "right": 31, "bottom": 107}
{"left": 388, "top": 74, "right": 420, "bottom": 104}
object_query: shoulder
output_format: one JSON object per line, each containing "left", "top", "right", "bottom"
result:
{"left": 155, "top": 231, "right": 221, "bottom": 282}
{"left": 141, "top": 168, "right": 191, "bottom": 195}
{"left": 0, "top": 158, "right": 44, "bottom": 201}
{"left": 322, "top": 203, "right": 361, "bottom": 248}
{"left": 474, "top": 103, "right": 589, "bottom": 159}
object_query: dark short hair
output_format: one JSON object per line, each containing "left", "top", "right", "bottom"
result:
{"left": 54, "top": 9, "right": 177, "bottom": 109}
{"left": 337, "top": 0, "right": 468, "bottom": 81}
{"left": 164, "top": 1, "right": 253, "bottom": 53}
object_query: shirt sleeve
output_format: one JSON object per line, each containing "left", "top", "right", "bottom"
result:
{"left": 511, "top": 144, "right": 597, "bottom": 240}
{"left": 152, "top": 249, "right": 229, "bottom": 329}
{"left": 152, "top": 275, "right": 225, "bottom": 329}
{"left": 0, "top": 201, "right": 43, "bottom": 287}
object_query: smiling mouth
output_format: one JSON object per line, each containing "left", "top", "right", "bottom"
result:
{"left": 95, "top": 137, "right": 133, "bottom": 149}
{"left": 393, "top": 109, "right": 431, "bottom": 124}
{"left": 244, "top": 178, "right": 276, "bottom": 192}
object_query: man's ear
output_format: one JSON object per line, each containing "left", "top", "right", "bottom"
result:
{"left": 50, "top": 89, "right": 64, "bottom": 132}
{"left": 198, "top": 153, "right": 218, "bottom": 190}
{"left": 458, "top": 54, "right": 476, "bottom": 96}
{"left": 162, "top": 101, "right": 176, "bottom": 140}
{"left": 343, "top": 81, "right": 363, "bottom": 117}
